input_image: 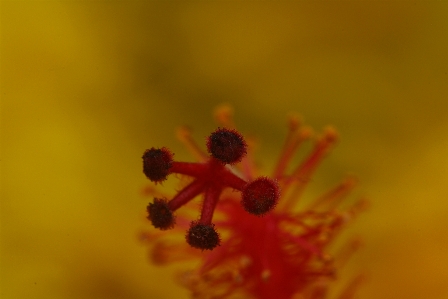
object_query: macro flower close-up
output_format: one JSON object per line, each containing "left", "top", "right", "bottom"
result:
{"left": 2, "top": 2, "right": 448, "bottom": 299}
{"left": 140, "top": 106, "right": 367, "bottom": 299}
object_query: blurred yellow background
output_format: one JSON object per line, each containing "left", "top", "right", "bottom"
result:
{"left": 2, "top": 2, "right": 448, "bottom": 299}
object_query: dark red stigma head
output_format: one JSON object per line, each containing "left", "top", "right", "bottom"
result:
{"left": 242, "top": 177, "right": 280, "bottom": 216}
{"left": 147, "top": 198, "right": 175, "bottom": 230}
{"left": 142, "top": 147, "right": 174, "bottom": 183}
{"left": 186, "top": 221, "right": 221, "bottom": 250}
{"left": 207, "top": 128, "right": 247, "bottom": 164}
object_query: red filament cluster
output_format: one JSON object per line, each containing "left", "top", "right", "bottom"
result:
{"left": 140, "top": 106, "right": 367, "bottom": 299}
{"left": 142, "top": 127, "right": 279, "bottom": 250}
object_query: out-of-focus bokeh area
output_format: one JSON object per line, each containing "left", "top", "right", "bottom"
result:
{"left": 2, "top": 2, "right": 448, "bottom": 299}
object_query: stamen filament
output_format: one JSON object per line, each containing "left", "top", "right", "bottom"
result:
{"left": 274, "top": 126, "right": 313, "bottom": 179}
{"left": 176, "top": 126, "right": 208, "bottom": 162}
{"left": 287, "top": 127, "right": 338, "bottom": 186}
{"left": 214, "top": 104, "right": 236, "bottom": 128}
{"left": 282, "top": 127, "right": 338, "bottom": 210}
{"left": 309, "top": 177, "right": 357, "bottom": 211}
